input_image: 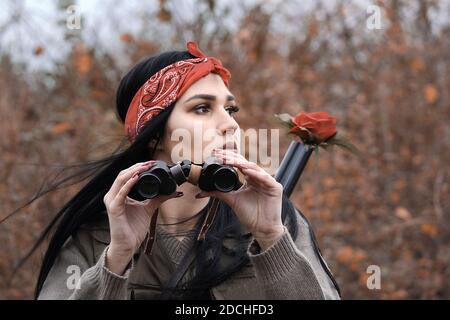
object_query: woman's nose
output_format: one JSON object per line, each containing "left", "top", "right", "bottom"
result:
{"left": 216, "top": 111, "right": 238, "bottom": 136}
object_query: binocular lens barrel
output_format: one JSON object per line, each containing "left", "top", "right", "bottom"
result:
{"left": 213, "top": 167, "right": 237, "bottom": 192}
{"left": 138, "top": 173, "right": 161, "bottom": 199}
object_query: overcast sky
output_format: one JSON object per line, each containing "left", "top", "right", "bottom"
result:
{"left": 0, "top": 0, "right": 448, "bottom": 73}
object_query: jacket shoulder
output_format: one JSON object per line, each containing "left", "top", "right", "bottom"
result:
{"left": 68, "top": 211, "right": 111, "bottom": 264}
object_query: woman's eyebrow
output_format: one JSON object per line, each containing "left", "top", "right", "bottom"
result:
{"left": 183, "top": 94, "right": 235, "bottom": 104}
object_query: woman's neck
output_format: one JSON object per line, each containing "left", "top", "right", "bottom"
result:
{"left": 157, "top": 182, "right": 210, "bottom": 239}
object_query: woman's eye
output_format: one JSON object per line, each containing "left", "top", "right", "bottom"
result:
{"left": 226, "top": 105, "right": 240, "bottom": 116}
{"left": 193, "top": 104, "right": 210, "bottom": 114}
{"left": 193, "top": 104, "right": 240, "bottom": 116}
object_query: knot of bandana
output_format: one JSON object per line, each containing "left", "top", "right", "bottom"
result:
{"left": 124, "top": 41, "right": 231, "bottom": 143}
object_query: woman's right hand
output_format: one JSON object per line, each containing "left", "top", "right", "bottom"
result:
{"left": 102, "top": 160, "right": 183, "bottom": 275}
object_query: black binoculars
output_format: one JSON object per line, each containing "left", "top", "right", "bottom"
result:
{"left": 128, "top": 156, "right": 242, "bottom": 201}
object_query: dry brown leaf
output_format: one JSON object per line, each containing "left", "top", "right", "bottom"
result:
{"left": 52, "top": 122, "right": 73, "bottom": 135}
{"left": 395, "top": 206, "right": 412, "bottom": 221}
{"left": 157, "top": 8, "right": 172, "bottom": 22}
{"left": 120, "top": 33, "right": 134, "bottom": 43}
{"left": 73, "top": 44, "right": 93, "bottom": 76}
{"left": 390, "top": 192, "right": 401, "bottom": 205}
{"left": 410, "top": 57, "right": 425, "bottom": 72}
{"left": 420, "top": 224, "right": 438, "bottom": 237}
{"left": 33, "top": 46, "right": 44, "bottom": 56}
{"left": 336, "top": 246, "right": 354, "bottom": 264}
{"left": 424, "top": 84, "right": 439, "bottom": 104}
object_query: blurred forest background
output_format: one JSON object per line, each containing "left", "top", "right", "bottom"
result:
{"left": 0, "top": 0, "right": 449, "bottom": 299}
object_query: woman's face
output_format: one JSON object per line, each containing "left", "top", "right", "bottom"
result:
{"left": 157, "top": 73, "right": 241, "bottom": 164}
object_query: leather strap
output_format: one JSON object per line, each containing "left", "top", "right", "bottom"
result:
{"left": 197, "top": 197, "right": 219, "bottom": 241}
{"left": 144, "top": 208, "right": 159, "bottom": 255}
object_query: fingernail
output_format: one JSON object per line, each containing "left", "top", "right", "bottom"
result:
{"left": 195, "top": 192, "right": 205, "bottom": 199}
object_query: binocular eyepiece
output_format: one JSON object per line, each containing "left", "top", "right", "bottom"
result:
{"left": 128, "top": 156, "right": 242, "bottom": 201}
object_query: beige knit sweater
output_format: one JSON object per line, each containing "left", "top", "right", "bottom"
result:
{"left": 37, "top": 210, "right": 341, "bottom": 300}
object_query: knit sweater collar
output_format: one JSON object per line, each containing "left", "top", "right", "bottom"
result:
{"left": 155, "top": 224, "right": 197, "bottom": 265}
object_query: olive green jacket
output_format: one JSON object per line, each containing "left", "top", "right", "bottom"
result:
{"left": 37, "top": 209, "right": 340, "bottom": 300}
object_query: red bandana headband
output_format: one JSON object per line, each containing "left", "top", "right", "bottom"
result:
{"left": 124, "top": 41, "right": 231, "bottom": 143}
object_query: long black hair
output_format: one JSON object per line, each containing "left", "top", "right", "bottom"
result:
{"left": 5, "top": 47, "right": 301, "bottom": 299}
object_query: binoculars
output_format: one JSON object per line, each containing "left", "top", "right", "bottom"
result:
{"left": 128, "top": 156, "right": 242, "bottom": 201}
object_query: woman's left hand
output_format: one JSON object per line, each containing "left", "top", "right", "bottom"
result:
{"left": 195, "top": 149, "right": 285, "bottom": 250}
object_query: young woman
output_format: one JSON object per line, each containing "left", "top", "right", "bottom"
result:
{"left": 33, "top": 41, "right": 340, "bottom": 300}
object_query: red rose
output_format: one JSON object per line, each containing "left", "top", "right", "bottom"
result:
{"left": 289, "top": 112, "right": 337, "bottom": 143}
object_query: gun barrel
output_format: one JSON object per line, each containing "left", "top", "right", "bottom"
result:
{"left": 274, "top": 141, "right": 314, "bottom": 197}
